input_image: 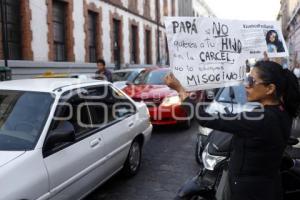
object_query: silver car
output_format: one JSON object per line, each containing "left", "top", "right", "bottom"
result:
{"left": 0, "top": 77, "right": 152, "bottom": 200}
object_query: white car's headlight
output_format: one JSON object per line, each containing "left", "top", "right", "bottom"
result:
{"left": 202, "top": 144, "right": 226, "bottom": 171}
{"left": 198, "top": 126, "right": 213, "bottom": 136}
{"left": 161, "top": 95, "right": 181, "bottom": 106}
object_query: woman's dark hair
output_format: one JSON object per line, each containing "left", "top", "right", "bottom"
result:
{"left": 266, "top": 30, "right": 279, "bottom": 44}
{"left": 265, "top": 30, "right": 285, "bottom": 52}
{"left": 254, "top": 60, "right": 300, "bottom": 117}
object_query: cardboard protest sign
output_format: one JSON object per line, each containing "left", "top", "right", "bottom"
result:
{"left": 165, "top": 17, "right": 288, "bottom": 91}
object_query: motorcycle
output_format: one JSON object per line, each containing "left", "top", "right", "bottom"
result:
{"left": 175, "top": 132, "right": 300, "bottom": 200}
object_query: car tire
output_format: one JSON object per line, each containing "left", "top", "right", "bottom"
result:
{"left": 122, "top": 140, "right": 142, "bottom": 177}
{"left": 195, "top": 134, "right": 204, "bottom": 165}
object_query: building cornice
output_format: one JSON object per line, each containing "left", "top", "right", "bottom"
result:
{"left": 100, "top": 0, "right": 165, "bottom": 28}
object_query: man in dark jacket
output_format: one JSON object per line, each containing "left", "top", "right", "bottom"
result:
{"left": 95, "top": 59, "right": 112, "bottom": 82}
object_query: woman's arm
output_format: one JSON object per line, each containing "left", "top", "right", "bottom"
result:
{"left": 182, "top": 96, "right": 264, "bottom": 137}
{"left": 164, "top": 72, "right": 264, "bottom": 137}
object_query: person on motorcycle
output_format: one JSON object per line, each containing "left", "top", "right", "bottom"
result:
{"left": 164, "top": 60, "right": 300, "bottom": 200}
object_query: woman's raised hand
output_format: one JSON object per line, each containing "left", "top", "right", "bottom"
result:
{"left": 164, "top": 72, "right": 182, "bottom": 91}
{"left": 164, "top": 72, "right": 189, "bottom": 101}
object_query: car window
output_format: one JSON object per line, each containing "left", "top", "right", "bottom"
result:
{"left": 112, "top": 72, "right": 131, "bottom": 82}
{"left": 127, "top": 71, "right": 140, "bottom": 82}
{"left": 86, "top": 85, "right": 136, "bottom": 128}
{"left": 51, "top": 92, "right": 93, "bottom": 139}
{"left": 216, "top": 85, "right": 247, "bottom": 104}
{"left": 0, "top": 90, "right": 53, "bottom": 150}
{"left": 111, "top": 87, "right": 136, "bottom": 118}
{"left": 133, "top": 70, "right": 169, "bottom": 85}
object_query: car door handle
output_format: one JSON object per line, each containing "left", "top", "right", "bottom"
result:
{"left": 90, "top": 138, "right": 100, "bottom": 148}
{"left": 128, "top": 122, "right": 134, "bottom": 128}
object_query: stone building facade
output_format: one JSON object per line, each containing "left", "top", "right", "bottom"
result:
{"left": 177, "top": 0, "right": 214, "bottom": 17}
{"left": 0, "top": 0, "right": 178, "bottom": 79}
{"left": 278, "top": 0, "right": 299, "bottom": 67}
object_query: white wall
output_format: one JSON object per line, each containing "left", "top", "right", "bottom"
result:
{"left": 160, "top": 0, "right": 163, "bottom": 22}
{"left": 87, "top": 0, "right": 163, "bottom": 65}
{"left": 73, "top": 0, "right": 85, "bottom": 62}
{"left": 123, "top": 15, "right": 130, "bottom": 64}
{"left": 122, "top": 0, "right": 129, "bottom": 8}
{"left": 138, "top": 0, "right": 144, "bottom": 16}
{"left": 168, "top": 0, "right": 171, "bottom": 16}
{"left": 150, "top": 0, "right": 156, "bottom": 20}
{"left": 151, "top": 23, "right": 157, "bottom": 64}
{"left": 140, "top": 23, "right": 145, "bottom": 64}
{"left": 27, "top": 0, "right": 170, "bottom": 65}
{"left": 30, "top": 0, "right": 48, "bottom": 61}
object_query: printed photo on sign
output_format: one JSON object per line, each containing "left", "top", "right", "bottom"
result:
{"left": 265, "top": 29, "right": 285, "bottom": 53}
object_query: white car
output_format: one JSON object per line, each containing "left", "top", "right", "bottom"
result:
{"left": 0, "top": 77, "right": 152, "bottom": 200}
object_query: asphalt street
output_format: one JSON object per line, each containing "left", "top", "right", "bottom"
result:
{"left": 85, "top": 121, "right": 200, "bottom": 200}
{"left": 85, "top": 117, "right": 300, "bottom": 200}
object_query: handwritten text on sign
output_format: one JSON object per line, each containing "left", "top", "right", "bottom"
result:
{"left": 165, "top": 17, "right": 287, "bottom": 91}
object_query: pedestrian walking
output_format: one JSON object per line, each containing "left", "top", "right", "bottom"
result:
{"left": 165, "top": 59, "right": 300, "bottom": 200}
{"left": 95, "top": 59, "right": 112, "bottom": 82}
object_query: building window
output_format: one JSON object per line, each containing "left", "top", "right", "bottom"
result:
{"left": 131, "top": 25, "right": 138, "bottom": 64}
{"left": 88, "top": 11, "right": 97, "bottom": 62}
{"left": 53, "top": 1, "right": 66, "bottom": 61}
{"left": 113, "top": 19, "right": 121, "bottom": 68}
{"left": 145, "top": 29, "right": 151, "bottom": 64}
{"left": 0, "top": 0, "right": 22, "bottom": 60}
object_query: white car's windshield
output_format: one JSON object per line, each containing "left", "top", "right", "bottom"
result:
{"left": 0, "top": 90, "right": 54, "bottom": 151}
{"left": 216, "top": 85, "right": 247, "bottom": 104}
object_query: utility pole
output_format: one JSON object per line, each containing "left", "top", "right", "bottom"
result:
{"left": 156, "top": 0, "right": 160, "bottom": 65}
{"left": 0, "top": 0, "right": 8, "bottom": 67}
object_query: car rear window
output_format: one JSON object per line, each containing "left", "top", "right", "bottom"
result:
{"left": 133, "top": 70, "right": 169, "bottom": 85}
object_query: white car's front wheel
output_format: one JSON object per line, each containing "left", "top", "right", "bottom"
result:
{"left": 122, "top": 140, "right": 142, "bottom": 177}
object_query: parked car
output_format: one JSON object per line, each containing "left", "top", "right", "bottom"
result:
{"left": 112, "top": 68, "right": 144, "bottom": 89}
{"left": 122, "top": 67, "right": 204, "bottom": 129}
{"left": 0, "top": 77, "right": 152, "bottom": 200}
{"left": 195, "top": 84, "right": 260, "bottom": 164}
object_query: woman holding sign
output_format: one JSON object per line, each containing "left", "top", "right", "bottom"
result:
{"left": 165, "top": 60, "right": 300, "bottom": 200}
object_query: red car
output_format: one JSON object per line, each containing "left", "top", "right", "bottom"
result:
{"left": 123, "top": 67, "right": 203, "bottom": 128}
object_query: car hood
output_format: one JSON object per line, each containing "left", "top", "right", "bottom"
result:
{"left": 123, "top": 84, "right": 177, "bottom": 100}
{"left": 0, "top": 151, "right": 25, "bottom": 167}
